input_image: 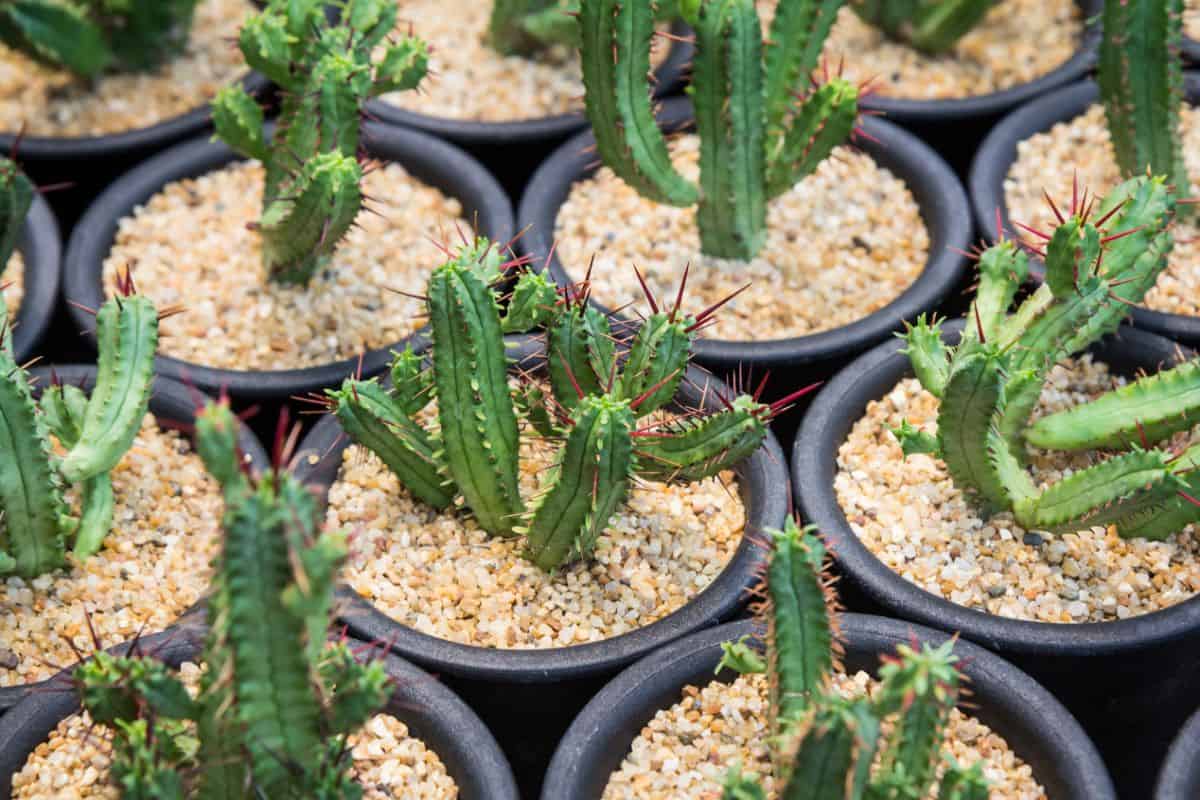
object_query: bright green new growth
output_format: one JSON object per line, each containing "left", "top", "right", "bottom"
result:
{"left": 0, "top": 284, "right": 157, "bottom": 579}
{"left": 211, "top": 0, "right": 428, "bottom": 285}
{"left": 328, "top": 238, "right": 774, "bottom": 570}
{"left": 1099, "top": 0, "right": 1189, "bottom": 200}
{"left": 894, "top": 175, "right": 1200, "bottom": 541}
{"left": 0, "top": 0, "right": 198, "bottom": 78}
{"left": 75, "top": 400, "right": 391, "bottom": 799}
{"left": 580, "top": 0, "right": 858, "bottom": 259}
{"left": 717, "top": 519, "right": 989, "bottom": 800}
{"left": 851, "top": 0, "right": 996, "bottom": 54}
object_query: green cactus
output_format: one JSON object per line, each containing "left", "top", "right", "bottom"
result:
{"left": 1099, "top": 0, "right": 1189, "bottom": 199}
{"left": 580, "top": 0, "right": 858, "bottom": 260}
{"left": 211, "top": 0, "right": 428, "bottom": 285}
{"left": 0, "top": 158, "right": 33, "bottom": 275}
{"left": 851, "top": 0, "right": 996, "bottom": 54}
{"left": 327, "top": 238, "right": 781, "bottom": 570}
{"left": 75, "top": 400, "right": 392, "bottom": 799}
{"left": 0, "top": 0, "right": 199, "bottom": 78}
{"left": 0, "top": 282, "right": 157, "bottom": 579}
{"left": 893, "top": 175, "right": 1200, "bottom": 541}
{"left": 717, "top": 518, "right": 989, "bottom": 799}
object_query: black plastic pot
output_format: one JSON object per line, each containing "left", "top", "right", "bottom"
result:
{"left": 10, "top": 192, "right": 62, "bottom": 363}
{"left": 0, "top": 625, "right": 519, "bottom": 799}
{"left": 1156, "top": 706, "right": 1200, "bottom": 800}
{"left": 292, "top": 335, "right": 790, "bottom": 798}
{"left": 852, "top": 0, "right": 1100, "bottom": 173}
{"left": 63, "top": 122, "right": 514, "bottom": 404}
{"left": 0, "top": 367, "right": 269, "bottom": 713}
{"left": 518, "top": 95, "right": 971, "bottom": 441}
{"left": 792, "top": 320, "right": 1200, "bottom": 800}
{"left": 969, "top": 74, "right": 1200, "bottom": 349}
{"left": 543, "top": 615, "right": 1115, "bottom": 800}
{"left": 366, "top": 24, "right": 692, "bottom": 198}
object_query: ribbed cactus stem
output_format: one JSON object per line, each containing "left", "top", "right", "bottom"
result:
{"left": 852, "top": 0, "right": 996, "bottom": 54}
{"left": 0, "top": 158, "right": 33, "bottom": 272}
{"left": 1099, "top": 0, "right": 1189, "bottom": 198}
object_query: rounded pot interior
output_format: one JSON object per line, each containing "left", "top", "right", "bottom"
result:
{"left": 1156, "top": 705, "right": 1200, "bottom": 800}
{"left": 0, "top": 626, "right": 519, "bottom": 799}
{"left": 11, "top": 192, "right": 62, "bottom": 363}
{"left": 291, "top": 334, "right": 790, "bottom": 684}
{"left": 62, "top": 122, "right": 515, "bottom": 401}
{"left": 542, "top": 615, "right": 1115, "bottom": 800}
{"left": 969, "top": 73, "right": 1200, "bottom": 346}
{"left": 516, "top": 95, "right": 972, "bottom": 373}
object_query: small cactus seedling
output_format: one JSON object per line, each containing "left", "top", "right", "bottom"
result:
{"left": 850, "top": 0, "right": 996, "bottom": 54}
{"left": 325, "top": 238, "right": 793, "bottom": 570}
{"left": 894, "top": 175, "right": 1200, "bottom": 540}
{"left": 717, "top": 518, "right": 990, "bottom": 799}
{"left": 211, "top": 0, "right": 428, "bottom": 285}
{"left": 0, "top": 156, "right": 34, "bottom": 274}
{"left": 0, "top": 277, "right": 158, "bottom": 578}
{"left": 580, "top": 0, "right": 860, "bottom": 260}
{"left": 1099, "top": 0, "right": 1189, "bottom": 200}
{"left": 0, "top": 0, "right": 199, "bottom": 78}
{"left": 75, "top": 400, "right": 391, "bottom": 799}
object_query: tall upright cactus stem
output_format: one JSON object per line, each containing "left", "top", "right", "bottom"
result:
{"left": 0, "top": 287, "right": 157, "bottom": 579}
{"left": 893, "top": 175, "right": 1200, "bottom": 542}
{"left": 581, "top": 0, "right": 859, "bottom": 260}
{"left": 851, "top": 0, "right": 996, "bottom": 54}
{"left": 212, "top": 0, "right": 428, "bottom": 284}
{"left": 1099, "top": 0, "right": 1189, "bottom": 200}
{"left": 77, "top": 400, "right": 391, "bottom": 799}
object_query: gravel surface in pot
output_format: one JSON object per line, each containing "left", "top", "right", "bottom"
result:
{"left": 553, "top": 135, "right": 928, "bottom": 342}
{"left": 835, "top": 356, "right": 1200, "bottom": 623}
{"left": 100, "top": 160, "right": 464, "bottom": 371}
{"left": 0, "top": 0, "right": 256, "bottom": 137}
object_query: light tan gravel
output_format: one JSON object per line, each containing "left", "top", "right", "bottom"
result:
{"left": 836, "top": 356, "right": 1200, "bottom": 623}
{"left": 0, "top": 417, "right": 223, "bottom": 687}
{"left": 603, "top": 670, "right": 1044, "bottom": 800}
{"left": 3, "top": 250, "right": 22, "bottom": 319}
{"left": 11, "top": 662, "right": 458, "bottom": 799}
{"left": 0, "top": 0, "right": 255, "bottom": 138}
{"left": 325, "top": 427, "right": 746, "bottom": 649}
{"left": 101, "top": 160, "right": 464, "bottom": 371}
{"left": 759, "top": 1, "right": 1082, "bottom": 101}
{"left": 1186, "top": 0, "right": 1200, "bottom": 43}
{"left": 379, "top": 0, "right": 669, "bottom": 122}
{"left": 1005, "top": 103, "right": 1200, "bottom": 318}
{"left": 554, "top": 134, "right": 927, "bottom": 342}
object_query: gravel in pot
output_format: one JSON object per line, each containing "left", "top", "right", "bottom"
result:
{"left": 61, "top": 122, "right": 513, "bottom": 402}
{"left": 793, "top": 319, "right": 1200, "bottom": 799}
{"left": 518, "top": 96, "right": 969, "bottom": 385}
{"left": 1156, "top": 704, "right": 1200, "bottom": 800}
{"left": 0, "top": 366, "right": 268, "bottom": 713}
{"left": 4, "top": 182, "right": 61, "bottom": 364}
{"left": 542, "top": 615, "right": 1114, "bottom": 800}
{"left": 292, "top": 325, "right": 790, "bottom": 796}
{"left": 970, "top": 71, "right": 1200, "bottom": 347}
{"left": 0, "top": 626, "right": 518, "bottom": 799}
{"left": 1185, "top": 2, "right": 1200, "bottom": 63}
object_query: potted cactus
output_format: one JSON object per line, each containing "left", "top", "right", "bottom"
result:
{"left": 541, "top": 518, "right": 1116, "bottom": 799}
{"left": 971, "top": 0, "right": 1200, "bottom": 346}
{"left": 794, "top": 174, "right": 1200, "bottom": 796}
{"left": 1, "top": 155, "right": 61, "bottom": 362}
{"left": 520, "top": 0, "right": 971, "bottom": 397}
{"left": 0, "top": 281, "right": 271, "bottom": 708}
{"left": 292, "top": 236, "right": 789, "bottom": 795}
{"left": 0, "top": 400, "right": 519, "bottom": 799}
{"left": 62, "top": 0, "right": 514, "bottom": 402}
{"left": 0, "top": 0, "right": 269, "bottom": 208}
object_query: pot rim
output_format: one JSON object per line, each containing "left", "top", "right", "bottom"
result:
{"left": 541, "top": 615, "right": 1116, "bottom": 800}
{"left": 11, "top": 191, "right": 62, "bottom": 363}
{"left": 792, "top": 319, "right": 1200, "bottom": 658}
{"left": 0, "top": 625, "right": 519, "bottom": 800}
{"left": 515, "top": 95, "right": 972, "bottom": 371}
{"left": 364, "top": 21, "right": 694, "bottom": 146}
{"left": 62, "top": 121, "right": 514, "bottom": 400}
{"left": 0, "top": 366, "right": 269, "bottom": 712}
{"left": 968, "top": 73, "right": 1200, "bottom": 343}
{"left": 291, "top": 334, "right": 790, "bottom": 683}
